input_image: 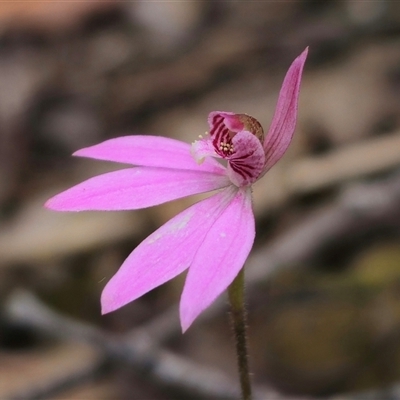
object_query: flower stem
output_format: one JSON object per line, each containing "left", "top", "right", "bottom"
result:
{"left": 228, "top": 268, "right": 252, "bottom": 400}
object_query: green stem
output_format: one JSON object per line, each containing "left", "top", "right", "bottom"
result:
{"left": 228, "top": 268, "right": 252, "bottom": 400}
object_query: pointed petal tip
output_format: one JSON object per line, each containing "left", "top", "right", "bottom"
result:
{"left": 43, "top": 193, "right": 82, "bottom": 212}
{"left": 286, "top": 47, "right": 308, "bottom": 77}
{"left": 44, "top": 198, "right": 53, "bottom": 210}
{"left": 293, "top": 47, "right": 309, "bottom": 70}
{"left": 179, "top": 291, "right": 206, "bottom": 334}
{"left": 180, "top": 311, "right": 195, "bottom": 334}
{"left": 72, "top": 143, "right": 99, "bottom": 158}
{"left": 72, "top": 148, "right": 85, "bottom": 157}
{"left": 100, "top": 304, "right": 112, "bottom": 315}
{"left": 298, "top": 47, "right": 309, "bottom": 65}
{"left": 100, "top": 290, "right": 119, "bottom": 315}
{"left": 262, "top": 46, "right": 308, "bottom": 171}
{"left": 44, "top": 196, "right": 61, "bottom": 211}
{"left": 180, "top": 320, "right": 189, "bottom": 334}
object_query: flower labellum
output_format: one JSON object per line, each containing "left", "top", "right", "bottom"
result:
{"left": 45, "top": 48, "right": 308, "bottom": 332}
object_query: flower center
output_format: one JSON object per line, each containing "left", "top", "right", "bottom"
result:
{"left": 210, "top": 113, "right": 264, "bottom": 158}
{"left": 218, "top": 141, "right": 234, "bottom": 155}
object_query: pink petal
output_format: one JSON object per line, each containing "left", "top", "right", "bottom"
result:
{"left": 74, "top": 135, "right": 225, "bottom": 175}
{"left": 227, "top": 131, "right": 265, "bottom": 187}
{"left": 263, "top": 48, "right": 308, "bottom": 171}
{"left": 45, "top": 167, "right": 230, "bottom": 211}
{"left": 101, "top": 186, "right": 238, "bottom": 314}
{"left": 180, "top": 187, "right": 255, "bottom": 332}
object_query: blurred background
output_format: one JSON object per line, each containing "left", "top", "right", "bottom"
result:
{"left": 1, "top": 1, "right": 400, "bottom": 399}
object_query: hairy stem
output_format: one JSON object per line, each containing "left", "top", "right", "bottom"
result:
{"left": 228, "top": 268, "right": 252, "bottom": 400}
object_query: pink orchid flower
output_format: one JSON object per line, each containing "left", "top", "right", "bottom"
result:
{"left": 45, "top": 48, "right": 308, "bottom": 332}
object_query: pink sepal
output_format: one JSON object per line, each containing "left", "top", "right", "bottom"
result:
{"left": 45, "top": 167, "right": 230, "bottom": 211}
{"left": 101, "top": 186, "right": 239, "bottom": 314}
{"left": 75, "top": 135, "right": 225, "bottom": 175}
{"left": 263, "top": 48, "right": 308, "bottom": 171}
{"left": 180, "top": 187, "right": 254, "bottom": 332}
